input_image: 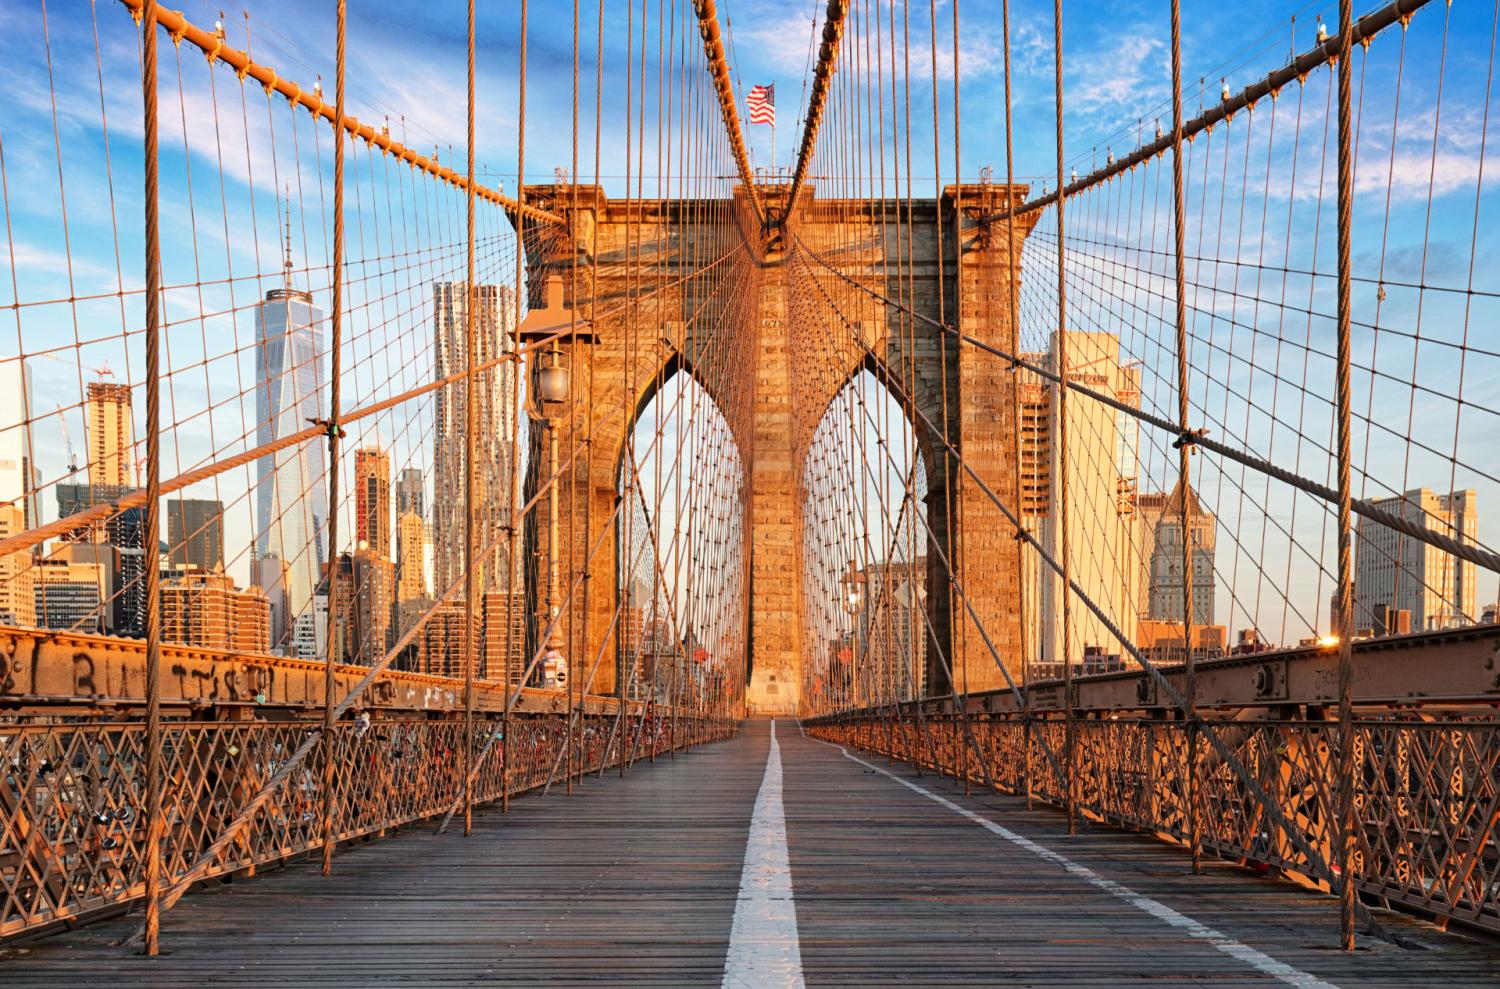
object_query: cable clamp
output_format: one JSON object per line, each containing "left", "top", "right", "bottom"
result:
{"left": 1172, "top": 427, "right": 1208, "bottom": 450}
{"left": 307, "top": 417, "right": 346, "bottom": 442}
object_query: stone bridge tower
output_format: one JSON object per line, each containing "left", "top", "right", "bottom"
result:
{"left": 515, "top": 181, "right": 1036, "bottom": 716}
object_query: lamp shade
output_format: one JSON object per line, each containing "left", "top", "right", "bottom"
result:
{"left": 840, "top": 569, "right": 866, "bottom": 615}
{"left": 515, "top": 274, "right": 597, "bottom": 345}
{"left": 538, "top": 363, "right": 571, "bottom": 405}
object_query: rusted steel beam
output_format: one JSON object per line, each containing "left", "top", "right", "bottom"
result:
{"left": 982, "top": 0, "right": 1433, "bottom": 224}
{"left": 115, "top": 0, "right": 564, "bottom": 227}
{"left": 784, "top": 0, "right": 850, "bottom": 221}
{"left": 809, "top": 625, "right": 1500, "bottom": 718}
{"left": 0, "top": 625, "right": 637, "bottom": 717}
{"left": 693, "top": 0, "right": 765, "bottom": 223}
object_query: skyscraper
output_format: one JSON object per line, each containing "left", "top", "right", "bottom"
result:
{"left": 419, "top": 602, "right": 471, "bottom": 678}
{"left": 108, "top": 506, "right": 147, "bottom": 637}
{"left": 858, "top": 557, "right": 927, "bottom": 703}
{"left": 1034, "top": 331, "right": 1142, "bottom": 669}
{"left": 167, "top": 498, "right": 225, "bottom": 574}
{"left": 354, "top": 446, "right": 392, "bottom": 558}
{"left": 481, "top": 590, "right": 528, "bottom": 684}
{"left": 331, "top": 548, "right": 394, "bottom": 665}
{"left": 396, "top": 509, "right": 427, "bottom": 602}
{"left": 161, "top": 572, "right": 271, "bottom": 653}
{"left": 1136, "top": 478, "right": 1216, "bottom": 626}
{"left": 54, "top": 483, "right": 142, "bottom": 636}
{"left": 0, "top": 504, "right": 35, "bottom": 626}
{"left": 33, "top": 553, "right": 105, "bottom": 633}
{"left": 395, "top": 467, "right": 424, "bottom": 517}
{"left": 1354, "top": 488, "right": 1478, "bottom": 632}
{"left": 0, "top": 359, "right": 39, "bottom": 529}
{"left": 255, "top": 224, "right": 328, "bottom": 634}
{"left": 86, "top": 380, "right": 135, "bottom": 488}
{"left": 431, "top": 282, "right": 517, "bottom": 597}
{"left": 251, "top": 554, "right": 291, "bottom": 651}
{"left": 291, "top": 579, "right": 329, "bottom": 660}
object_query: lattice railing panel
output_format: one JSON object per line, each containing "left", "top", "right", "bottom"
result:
{"left": 0, "top": 715, "right": 733, "bottom": 938}
{"left": 812, "top": 714, "right": 1500, "bottom": 935}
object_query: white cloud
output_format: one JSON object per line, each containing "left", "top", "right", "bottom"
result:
{"left": 1067, "top": 33, "right": 1167, "bottom": 116}
{"left": 1355, "top": 148, "right": 1486, "bottom": 201}
{"left": 4, "top": 240, "right": 105, "bottom": 278}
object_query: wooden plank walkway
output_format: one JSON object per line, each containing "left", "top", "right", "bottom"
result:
{"left": 2, "top": 718, "right": 1497, "bottom": 986}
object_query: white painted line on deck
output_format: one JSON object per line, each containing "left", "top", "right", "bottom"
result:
{"left": 722, "top": 720, "right": 805, "bottom": 989}
{"left": 822, "top": 737, "right": 1338, "bottom": 989}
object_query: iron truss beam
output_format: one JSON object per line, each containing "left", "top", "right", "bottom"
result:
{"left": 856, "top": 625, "right": 1500, "bottom": 717}
{"left": 0, "top": 625, "right": 640, "bottom": 718}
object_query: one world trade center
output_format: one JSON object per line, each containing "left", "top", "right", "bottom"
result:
{"left": 254, "top": 217, "right": 328, "bottom": 647}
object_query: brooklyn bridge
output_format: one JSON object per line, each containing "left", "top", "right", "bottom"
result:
{"left": 0, "top": 0, "right": 1497, "bottom": 984}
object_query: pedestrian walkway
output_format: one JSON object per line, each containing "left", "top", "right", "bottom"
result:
{"left": 3, "top": 719, "right": 1496, "bottom": 986}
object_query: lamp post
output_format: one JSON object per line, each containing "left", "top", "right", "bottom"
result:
{"left": 533, "top": 346, "right": 569, "bottom": 675}
{"left": 893, "top": 575, "right": 927, "bottom": 706}
{"left": 839, "top": 567, "right": 865, "bottom": 710}
{"left": 515, "top": 275, "right": 595, "bottom": 694}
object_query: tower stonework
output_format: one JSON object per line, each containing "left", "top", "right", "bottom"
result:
{"left": 744, "top": 197, "right": 803, "bottom": 714}
{"left": 516, "top": 182, "right": 1035, "bottom": 715}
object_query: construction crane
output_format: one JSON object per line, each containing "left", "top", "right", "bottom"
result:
{"left": 56, "top": 403, "right": 79, "bottom": 477}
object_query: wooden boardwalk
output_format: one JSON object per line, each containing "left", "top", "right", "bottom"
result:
{"left": 2, "top": 719, "right": 1497, "bottom": 986}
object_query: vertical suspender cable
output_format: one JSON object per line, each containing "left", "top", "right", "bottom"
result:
{"left": 139, "top": 0, "right": 165, "bottom": 957}
{"left": 999, "top": 0, "right": 1030, "bottom": 807}
{"left": 505, "top": 0, "right": 531, "bottom": 814}
{"left": 462, "top": 0, "right": 478, "bottom": 838}
{"left": 1333, "top": 0, "right": 1358, "bottom": 953}
{"left": 950, "top": 0, "right": 975, "bottom": 794}
{"left": 1050, "top": 0, "right": 1076, "bottom": 836}
{"left": 587, "top": 0, "right": 603, "bottom": 777}
{"left": 566, "top": 0, "right": 581, "bottom": 796}
{"left": 319, "top": 0, "right": 349, "bottom": 877}
{"left": 1167, "top": 0, "right": 1201, "bottom": 875}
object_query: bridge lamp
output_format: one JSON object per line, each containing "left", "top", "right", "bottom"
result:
{"left": 516, "top": 274, "right": 596, "bottom": 423}
{"left": 536, "top": 351, "right": 571, "bottom": 407}
{"left": 514, "top": 273, "right": 596, "bottom": 662}
{"left": 840, "top": 568, "right": 866, "bottom": 616}
{"left": 838, "top": 568, "right": 867, "bottom": 709}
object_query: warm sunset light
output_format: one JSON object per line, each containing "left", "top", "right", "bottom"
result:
{"left": 0, "top": 0, "right": 1495, "bottom": 983}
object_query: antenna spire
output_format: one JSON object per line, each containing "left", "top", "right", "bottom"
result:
{"left": 282, "top": 186, "right": 294, "bottom": 287}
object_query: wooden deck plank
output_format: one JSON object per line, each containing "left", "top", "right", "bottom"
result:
{"left": 0, "top": 730, "right": 768, "bottom": 987}
{"left": 1, "top": 719, "right": 1496, "bottom": 986}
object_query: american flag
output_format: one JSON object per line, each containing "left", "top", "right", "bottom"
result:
{"left": 747, "top": 83, "right": 775, "bottom": 125}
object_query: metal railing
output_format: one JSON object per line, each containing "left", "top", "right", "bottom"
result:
{"left": 810, "top": 711, "right": 1499, "bottom": 936}
{"left": 0, "top": 713, "right": 735, "bottom": 940}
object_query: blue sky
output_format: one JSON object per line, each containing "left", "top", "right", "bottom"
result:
{"left": 1, "top": 0, "right": 1496, "bottom": 642}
